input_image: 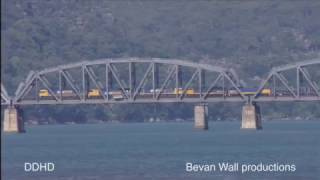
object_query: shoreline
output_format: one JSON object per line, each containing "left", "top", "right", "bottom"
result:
{"left": 23, "top": 119, "right": 320, "bottom": 126}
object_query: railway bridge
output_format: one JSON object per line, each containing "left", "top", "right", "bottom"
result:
{"left": 1, "top": 58, "right": 320, "bottom": 132}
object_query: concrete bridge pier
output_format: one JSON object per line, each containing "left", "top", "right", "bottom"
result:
{"left": 194, "top": 103, "right": 208, "bottom": 130}
{"left": 241, "top": 102, "right": 262, "bottom": 130}
{"left": 3, "top": 106, "right": 25, "bottom": 133}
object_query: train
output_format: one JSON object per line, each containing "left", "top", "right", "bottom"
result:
{"left": 229, "top": 88, "right": 272, "bottom": 96}
{"left": 38, "top": 89, "right": 125, "bottom": 99}
{"left": 39, "top": 89, "right": 51, "bottom": 97}
{"left": 38, "top": 88, "right": 273, "bottom": 99}
{"left": 172, "top": 88, "right": 271, "bottom": 96}
{"left": 173, "top": 88, "right": 272, "bottom": 96}
{"left": 88, "top": 89, "right": 101, "bottom": 97}
{"left": 174, "top": 88, "right": 195, "bottom": 95}
{"left": 39, "top": 90, "right": 76, "bottom": 97}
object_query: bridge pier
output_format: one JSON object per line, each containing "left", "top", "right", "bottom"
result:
{"left": 194, "top": 103, "right": 208, "bottom": 130}
{"left": 3, "top": 106, "right": 25, "bottom": 133}
{"left": 241, "top": 103, "right": 262, "bottom": 130}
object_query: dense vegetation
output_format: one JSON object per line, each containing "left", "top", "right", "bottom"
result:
{"left": 2, "top": 0, "right": 320, "bottom": 123}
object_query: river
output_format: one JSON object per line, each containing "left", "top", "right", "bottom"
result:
{"left": 2, "top": 121, "right": 320, "bottom": 180}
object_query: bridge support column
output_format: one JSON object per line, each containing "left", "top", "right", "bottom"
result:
{"left": 3, "top": 106, "right": 25, "bottom": 133}
{"left": 241, "top": 103, "right": 262, "bottom": 130}
{"left": 194, "top": 104, "right": 208, "bottom": 130}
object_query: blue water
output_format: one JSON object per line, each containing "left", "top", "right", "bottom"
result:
{"left": 2, "top": 121, "right": 320, "bottom": 180}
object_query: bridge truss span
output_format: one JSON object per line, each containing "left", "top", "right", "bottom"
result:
{"left": 254, "top": 59, "right": 320, "bottom": 102}
{"left": 14, "top": 58, "right": 245, "bottom": 105}
{"left": 1, "top": 84, "right": 11, "bottom": 105}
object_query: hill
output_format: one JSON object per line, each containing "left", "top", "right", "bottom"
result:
{"left": 1, "top": 0, "right": 320, "bottom": 123}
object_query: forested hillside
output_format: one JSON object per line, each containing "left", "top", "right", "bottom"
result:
{"left": 2, "top": 0, "right": 320, "bottom": 123}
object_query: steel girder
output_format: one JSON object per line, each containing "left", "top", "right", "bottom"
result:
{"left": 13, "top": 58, "right": 245, "bottom": 105}
{"left": 1, "top": 84, "right": 11, "bottom": 105}
{"left": 254, "top": 59, "right": 320, "bottom": 102}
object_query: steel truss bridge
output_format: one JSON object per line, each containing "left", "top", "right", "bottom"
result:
{"left": 1, "top": 58, "right": 320, "bottom": 106}
{"left": 254, "top": 59, "right": 320, "bottom": 102}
